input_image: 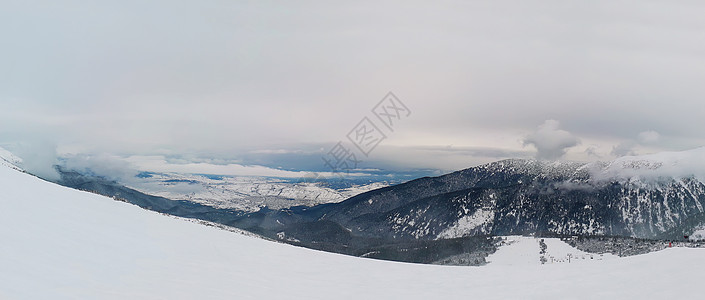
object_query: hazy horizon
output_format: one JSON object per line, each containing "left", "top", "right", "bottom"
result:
{"left": 3, "top": 1, "right": 705, "bottom": 180}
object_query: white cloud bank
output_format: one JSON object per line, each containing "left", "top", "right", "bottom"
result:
{"left": 611, "top": 130, "right": 663, "bottom": 158}
{"left": 594, "top": 146, "right": 705, "bottom": 181}
{"left": 638, "top": 130, "right": 661, "bottom": 144}
{"left": 523, "top": 120, "right": 580, "bottom": 160}
{"left": 124, "top": 155, "right": 367, "bottom": 178}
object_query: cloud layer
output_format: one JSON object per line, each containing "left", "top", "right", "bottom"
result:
{"left": 523, "top": 120, "right": 580, "bottom": 160}
{"left": 2, "top": 1, "right": 705, "bottom": 174}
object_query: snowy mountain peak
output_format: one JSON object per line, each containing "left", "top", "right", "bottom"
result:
{"left": 471, "top": 146, "right": 705, "bottom": 182}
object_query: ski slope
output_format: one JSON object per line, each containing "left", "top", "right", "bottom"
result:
{"left": 0, "top": 163, "right": 702, "bottom": 300}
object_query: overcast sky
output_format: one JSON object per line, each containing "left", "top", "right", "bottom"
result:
{"left": 2, "top": 1, "right": 705, "bottom": 179}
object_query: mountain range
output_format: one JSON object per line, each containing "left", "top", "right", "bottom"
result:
{"left": 3, "top": 146, "right": 704, "bottom": 264}
{"left": 3, "top": 157, "right": 703, "bottom": 298}
{"left": 231, "top": 147, "right": 705, "bottom": 258}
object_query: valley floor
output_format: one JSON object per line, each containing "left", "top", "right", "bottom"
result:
{"left": 0, "top": 165, "right": 702, "bottom": 300}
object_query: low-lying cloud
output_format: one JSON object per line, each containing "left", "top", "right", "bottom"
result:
{"left": 3, "top": 141, "right": 60, "bottom": 181}
{"left": 638, "top": 130, "right": 661, "bottom": 144}
{"left": 611, "top": 130, "right": 662, "bottom": 157}
{"left": 523, "top": 120, "right": 580, "bottom": 160}
{"left": 593, "top": 146, "right": 705, "bottom": 182}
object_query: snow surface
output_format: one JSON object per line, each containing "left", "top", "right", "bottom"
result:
{"left": 690, "top": 225, "right": 705, "bottom": 241}
{"left": 1, "top": 163, "right": 703, "bottom": 299}
{"left": 488, "top": 236, "right": 616, "bottom": 266}
{"left": 0, "top": 147, "right": 22, "bottom": 171}
{"left": 124, "top": 172, "right": 388, "bottom": 211}
{"left": 436, "top": 208, "right": 494, "bottom": 239}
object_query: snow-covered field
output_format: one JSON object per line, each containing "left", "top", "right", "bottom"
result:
{"left": 488, "top": 236, "right": 617, "bottom": 266}
{"left": 126, "top": 172, "right": 389, "bottom": 211}
{"left": 690, "top": 225, "right": 705, "bottom": 241}
{"left": 1, "top": 163, "right": 702, "bottom": 299}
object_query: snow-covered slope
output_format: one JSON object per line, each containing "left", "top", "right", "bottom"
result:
{"left": 1, "top": 161, "right": 704, "bottom": 299}
{"left": 488, "top": 236, "right": 617, "bottom": 266}
{"left": 0, "top": 146, "right": 22, "bottom": 171}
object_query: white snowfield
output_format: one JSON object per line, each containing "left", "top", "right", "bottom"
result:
{"left": 127, "top": 172, "right": 388, "bottom": 211}
{"left": 487, "top": 236, "right": 617, "bottom": 266}
{"left": 0, "top": 164, "right": 702, "bottom": 300}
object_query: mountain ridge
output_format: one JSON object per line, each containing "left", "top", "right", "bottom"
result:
{"left": 232, "top": 147, "right": 705, "bottom": 245}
